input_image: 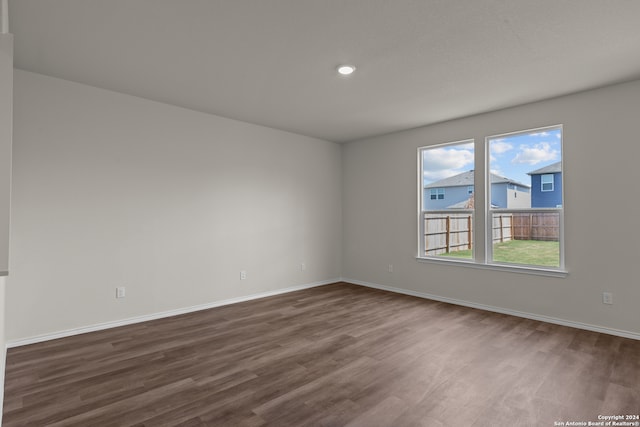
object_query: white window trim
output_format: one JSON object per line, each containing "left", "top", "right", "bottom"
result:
{"left": 415, "top": 256, "right": 568, "bottom": 278}
{"left": 486, "top": 125, "right": 565, "bottom": 273}
{"left": 417, "top": 139, "right": 474, "bottom": 258}
{"left": 417, "top": 125, "right": 567, "bottom": 276}
{"left": 541, "top": 174, "right": 554, "bottom": 192}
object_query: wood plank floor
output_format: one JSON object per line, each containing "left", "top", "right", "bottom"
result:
{"left": 3, "top": 282, "right": 639, "bottom": 426}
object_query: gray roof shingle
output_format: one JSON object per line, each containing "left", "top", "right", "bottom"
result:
{"left": 527, "top": 161, "right": 562, "bottom": 175}
{"left": 425, "top": 170, "right": 529, "bottom": 189}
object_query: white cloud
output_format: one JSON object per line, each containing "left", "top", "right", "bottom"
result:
{"left": 423, "top": 147, "right": 473, "bottom": 171}
{"left": 422, "top": 146, "right": 474, "bottom": 183}
{"left": 529, "top": 131, "right": 550, "bottom": 137}
{"left": 490, "top": 140, "right": 513, "bottom": 154}
{"left": 512, "top": 142, "right": 559, "bottom": 165}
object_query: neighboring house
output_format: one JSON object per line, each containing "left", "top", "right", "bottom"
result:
{"left": 424, "top": 170, "right": 530, "bottom": 210}
{"left": 528, "top": 161, "right": 562, "bottom": 208}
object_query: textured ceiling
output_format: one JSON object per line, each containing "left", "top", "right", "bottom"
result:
{"left": 8, "top": 0, "right": 640, "bottom": 143}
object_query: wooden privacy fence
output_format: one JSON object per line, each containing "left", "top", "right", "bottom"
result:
{"left": 511, "top": 211, "right": 559, "bottom": 241}
{"left": 492, "top": 214, "right": 513, "bottom": 244}
{"left": 424, "top": 213, "right": 472, "bottom": 256}
{"left": 424, "top": 211, "right": 560, "bottom": 256}
{"left": 492, "top": 212, "right": 560, "bottom": 243}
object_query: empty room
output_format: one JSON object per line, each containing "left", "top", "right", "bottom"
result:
{"left": 1, "top": 1, "right": 639, "bottom": 426}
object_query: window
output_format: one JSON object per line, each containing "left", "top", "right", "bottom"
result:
{"left": 430, "top": 188, "right": 445, "bottom": 200}
{"left": 420, "top": 140, "right": 474, "bottom": 259}
{"left": 488, "top": 126, "right": 563, "bottom": 269}
{"left": 418, "top": 125, "right": 565, "bottom": 274}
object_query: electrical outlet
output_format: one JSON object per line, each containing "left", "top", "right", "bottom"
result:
{"left": 116, "top": 287, "right": 126, "bottom": 299}
{"left": 388, "top": 264, "right": 393, "bottom": 273}
{"left": 301, "top": 263, "right": 306, "bottom": 271}
{"left": 240, "top": 270, "right": 247, "bottom": 280}
{"left": 602, "top": 292, "right": 613, "bottom": 305}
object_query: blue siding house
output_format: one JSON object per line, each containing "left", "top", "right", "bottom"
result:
{"left": 528, "top": 161, "right": 562, "bottom": 208}
{"left": 424, "top": 170, "right": 530, "bottom": 210}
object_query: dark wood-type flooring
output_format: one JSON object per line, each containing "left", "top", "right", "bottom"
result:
{"left": 3, "top": 282, "right": 639, "bottom": 426}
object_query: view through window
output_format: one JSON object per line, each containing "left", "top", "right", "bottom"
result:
{"left": 419, "top": 125, "right": 564, "bottom": 271}
{"left": 420, "top": 140, "right": 475, "bottom": 260}
{"left": 487, "top": 126, "right": 563, "bottom": 268}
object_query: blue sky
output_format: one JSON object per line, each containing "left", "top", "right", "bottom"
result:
{"left": 423, "top": 127, "right": 562, "bottom": 187}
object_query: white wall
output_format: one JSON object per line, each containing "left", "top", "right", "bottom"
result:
{"left": 343, "top": 79, "right": 640, "bottom": 336}
{"left": 0, "top": 32, "right": 13, "bottom": 424}
{"left": 7, "top": 69, "right": 640, "bottom": 343}
{"left": 8, "top": 70, "right": 342, "bottom": 341}
{"left": 0, "top": 34, "right": 11, "bottom": 274}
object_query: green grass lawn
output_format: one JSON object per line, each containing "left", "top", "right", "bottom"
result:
{"left": 442, "top": 239, "right": 559, "bottom": 267}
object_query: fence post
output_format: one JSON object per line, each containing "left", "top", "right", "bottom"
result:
{"left": 499, "top": 215, "right": 504, "bottom": 242}
{"left": 467, "top": 215, "right": 472, "bottom": 250}
{"left": 511, "top": 216, "right": 514, "bottom": 241}
{"left": 445, "top": 215, "right": 450, "bottom": 253}
{"left": 423, "top": 214, "right": 427, "bottom": 255}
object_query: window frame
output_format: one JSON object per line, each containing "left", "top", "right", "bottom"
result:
{"left": 417, "top": 125, "right": 567, "bottom": 277}
{"left": 486, "top": 125, "right": 564, "bottom": 272}
{"left": 430, "top": 188, "right": 445, "bottom": 200}
{"left": 418, "top": 139, "right": 475, "bottom": 261}
{"left": 541, "top": 174, "right": 554, "bottom": 192}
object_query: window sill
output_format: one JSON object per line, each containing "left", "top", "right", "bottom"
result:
{"left": 415, "top": 256, "right": 568, "bottom": 278}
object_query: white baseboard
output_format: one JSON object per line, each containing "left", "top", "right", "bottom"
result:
{"left": 343, "top": 277, "right": 640, "bottom": 341}
{"left": 9, "top": 277, "right": 638, "bottom": 348}
{"left": 1, "top": 276, "right": 6, "bottom": 426}
{"left": 0, "top": 345, "right": 4, "bottom": 426}
{"left": 6, "top": 278, "right": 341, "bottom": 348}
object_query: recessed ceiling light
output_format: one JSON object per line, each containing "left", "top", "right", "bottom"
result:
{"left": 337, "top": 65, "right": 356, "bottom": 76}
